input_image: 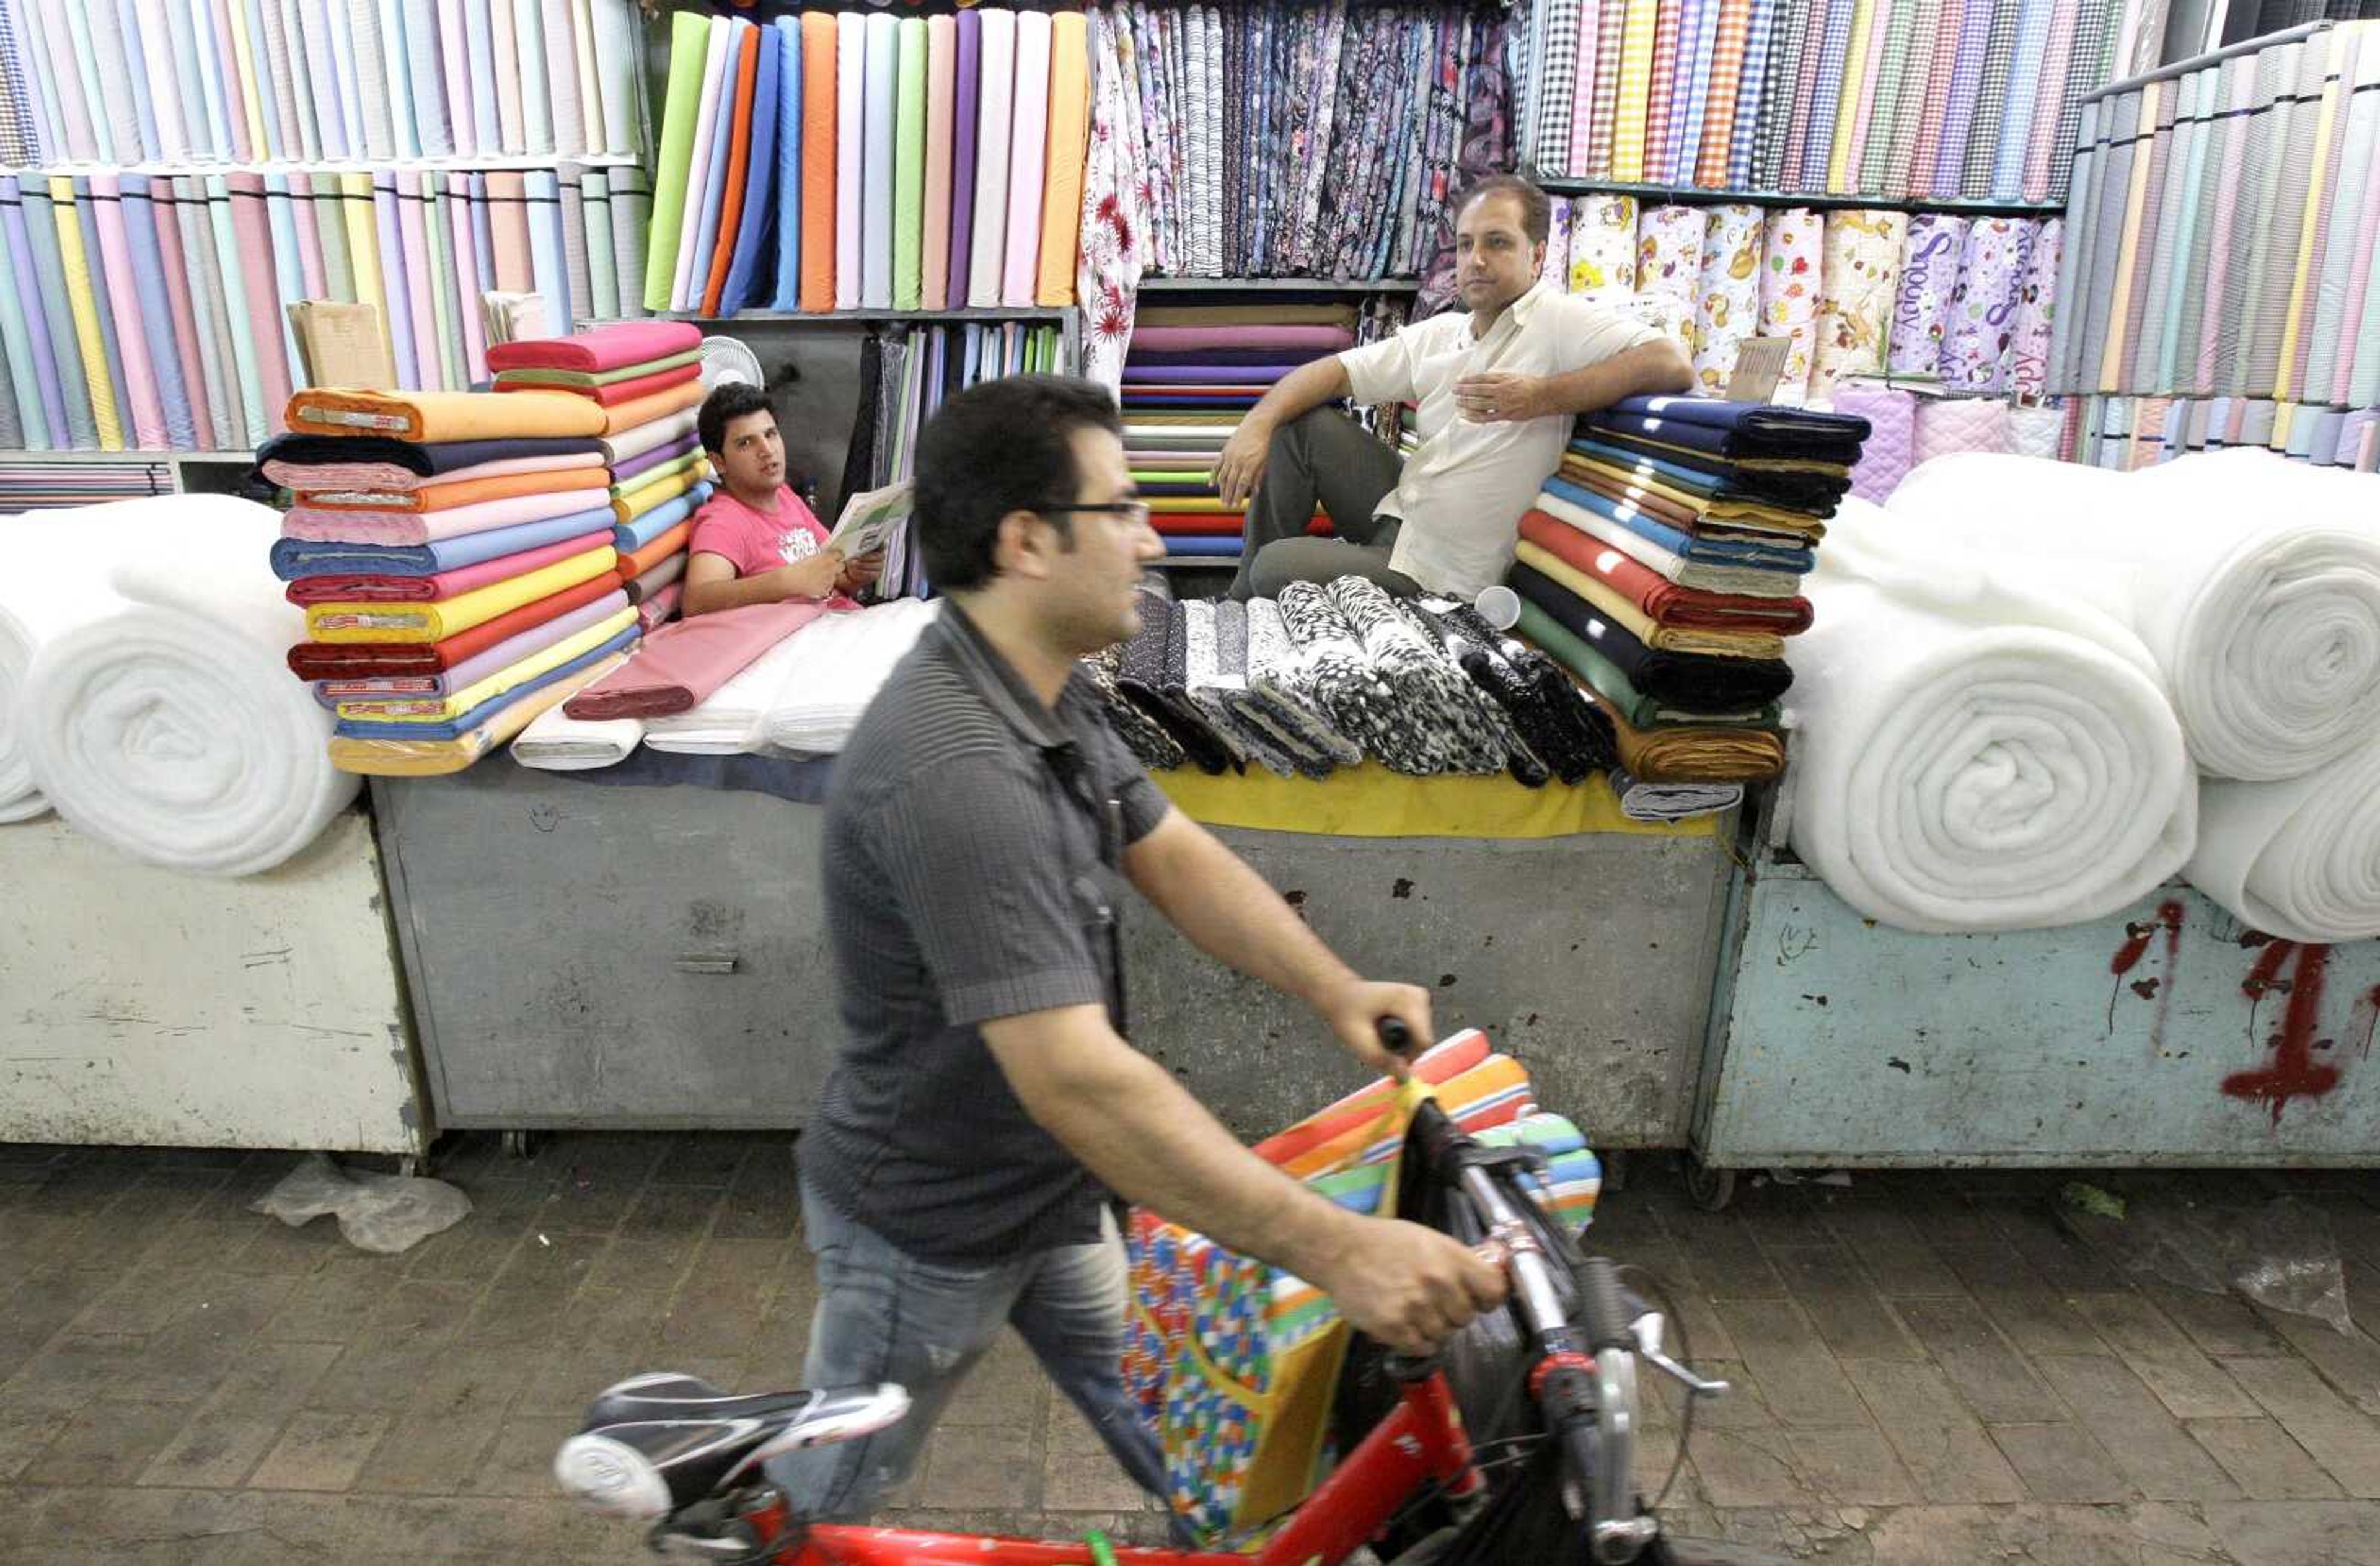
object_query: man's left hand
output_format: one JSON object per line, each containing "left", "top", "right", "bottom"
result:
{"left": 1317, "top": 978, "right": 1436, "bottom": 1080}
{"left": 835, "top": 551, "right": 887, "bottom": 595}
{"left": 1453, "top": 372, "right": 1546, "bottom": 424}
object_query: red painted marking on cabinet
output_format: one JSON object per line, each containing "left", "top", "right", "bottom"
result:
{"left": 2223, "top": 944, "right": 2342, "bottom": 1125}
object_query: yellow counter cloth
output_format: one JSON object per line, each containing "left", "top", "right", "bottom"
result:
{"left": 1155, "top": 763, "right": 1723, "bottom": 840}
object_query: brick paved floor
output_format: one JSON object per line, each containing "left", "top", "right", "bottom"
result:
{"left": 4, "top": 1135, "right": 2379, "bottom": 1564}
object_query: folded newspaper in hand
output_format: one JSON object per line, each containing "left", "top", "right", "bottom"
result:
{"left": 827, "top": 481, "right": 913, "bottom": 560}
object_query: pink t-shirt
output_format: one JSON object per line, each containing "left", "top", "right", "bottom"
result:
{"left": 688, "top": 486, "right": 831, "bottom": 578}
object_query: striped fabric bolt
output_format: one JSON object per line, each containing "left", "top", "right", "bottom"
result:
{"left": 1960, "top": 0, "right": 2024, "bottom": 198}
{"left": 1727, "top": 0, "right": 1778, "bottom": 188}
{"left": 2046, "top": 0, "right": 2112, "bottom": 202}
{"left": 0, "top": 0, "right": 39, "bottom": 164}
{"left": 1697, "top": 0, "right": 1753, "bottom": 187}
{"left": 1534, "top": 0, "right": 1584, "bottom": 172}
{"left": 1586, "top": 0, "right": 1629, "bottom": 177}
{"left": 1644, "top": 0, "right": 1686, "bottom": 183}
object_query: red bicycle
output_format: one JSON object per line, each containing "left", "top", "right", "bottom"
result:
{"left": 557, "top": 1045, "right": 1785, "bottom": 1566}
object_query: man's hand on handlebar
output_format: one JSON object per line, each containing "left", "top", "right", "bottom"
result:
{"left": 1316, "top": 979, "right": 1434, "bottom": 1080}
{"left": 1310, "top": 1216, "right": 1509, "bottom": 1357}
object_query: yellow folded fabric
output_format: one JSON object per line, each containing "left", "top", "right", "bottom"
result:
{"left": 610, "top": 452, "right": 710, "bottom": 501}
{"left": 333, "top": 609, "right": 640, "bottom": 722}
{"left": 1561, "top": 456, "right": 1830, "bottom": 539}
{"left": 50, "top": 180, "right": 123, "bottom": 451}
{"left": 1139, "top": 497, "right": 1245, "bottom": 514}
{"left": 285, "top": 388, "right": 609, "bottom": 441}
{"left": 1154, "top": 762, "right": 1719, "bottom": 839}
{"left": 305, "top": 544, "right": 620, "bottom": 643}
{"left": 612, "top": 465, "right": 708, "bottom": 526}
{"left": 1036, "top": 10, "right": 1090, "bottom": 306}
{"left": 1583, "top": 688, "right": 1787, "bottom": 784}
{"left": 1513, "top": 542, "right": 1788, "bottom": 660}
{"left": 328, "top": 656, "right": 625, "bottom": 776}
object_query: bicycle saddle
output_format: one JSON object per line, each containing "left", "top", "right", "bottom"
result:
{"left": 555, "top": 1373, "right": 910, "bottom": 1520}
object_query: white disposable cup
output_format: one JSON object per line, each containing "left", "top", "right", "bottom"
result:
{"left": 1473, "top": 584, "right": 1522, "bottom": 630}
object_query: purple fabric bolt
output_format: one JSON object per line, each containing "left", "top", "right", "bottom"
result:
{"left": 948, "top": 7, "right": 981, "bottom": 306}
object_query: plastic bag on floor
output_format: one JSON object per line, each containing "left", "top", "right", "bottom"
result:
{"left": 251, "top": 1152, "right": 472, "bottom": 1255}
{"left": 2057, "top": 1189, "right": 2355, "bottom": 1335}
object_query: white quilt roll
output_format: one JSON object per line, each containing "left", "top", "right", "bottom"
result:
{"left": 2187, "top": 739, "right": 2380, "bottom": 942}
{"left": 1787, "top": 499, "right": 2198, "bottom": 933}
{"left": 1886, "top": 450, "right": 2380, "bottom": 781}
{"left": 19, "top": 497, "right": 360, "bottom": 877}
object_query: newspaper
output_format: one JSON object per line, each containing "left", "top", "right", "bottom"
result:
{"left": 826, "top": 480, "right": 912, "bottom": 561}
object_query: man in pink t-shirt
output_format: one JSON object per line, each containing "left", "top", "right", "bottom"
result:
{"left": 683, "top": 382, "right": 884, "bottom": 617}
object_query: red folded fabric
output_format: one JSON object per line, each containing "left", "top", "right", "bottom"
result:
{"left": 1518, "top": 512, "right": 1814, "bottom": 633}
{"left": 284, "top": 573, "right": 624, "bottom": 679}
{"left": 1149, "top": 513, "right": 1248, "bottom": 535}
{"left": 485, "top": 322, "right": 705, "bottom": 375}
{"left": 496, "top": 363, "right": 703, "bottom": 408}
{"left": 563, "top": 599, "right": 837, "bottom": 719}
{"left": 283, "top": 532, "right": 615, "bottom": 606}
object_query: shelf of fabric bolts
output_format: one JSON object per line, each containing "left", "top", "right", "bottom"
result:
{"left": 651, "top": 307, "right": 1072, "bottom": 322}
{"left": 1135, "top": 276, "right": 1422, "bottom": 293}
{"left": 0, "top": 451, "right": 252, "bottom": 464}
{"left": 0, "top": 154, "right": 645, "bottom": 179}
{"left": 1529, "top": 176, "right": 2066, "bottom": 219}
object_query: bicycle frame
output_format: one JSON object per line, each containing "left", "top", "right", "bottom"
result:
{"left": 752, "top": 1370, "right": 1483, "bottom": 1566}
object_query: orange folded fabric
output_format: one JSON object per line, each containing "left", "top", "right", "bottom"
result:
{"left": 498, "top": 363, "right": 702, "bottom": 408}
{"left": 1519, "top": 511, "right": 1814, "bottom": 633}
{"left": 617, "top": 522, "right": 692, "bottom": 580}
{"left": 800, "top": 12, "right": 838, "bottom": 312}
{"left": 296, "top": 467, "right": 612, "bottom": 514}
{"left": 284, "top": 389, "right": 606, "bottom": 441}
{"left": 702, "top": 25, "right": 765, "bottom": 316}
{"left": 601, "top": 380, "right": 709, "bottom": 438}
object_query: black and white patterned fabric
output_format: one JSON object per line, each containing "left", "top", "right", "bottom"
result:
{"left": 1119, "top": 592, "right": 1233, "bottom": 775}
{"left": 1184, "top": 600, "right": 1316, "bottom": 778}
{"left": 1411, "top": 600, "right": 1598, "bottom": 785}
{"left": 1085, "top": 647, "right": 1186, "bottom": 772}
{"left": 1241, "top": 598, "right": 1366, "bottom": 767}
{"left": 1391, "top": 600, "right": 1549, "bottom": 788}
{"left": 1323, "top": 578, "right": 1507, "bottom": 776}
{"left": 1275, "top": 581, "right": 1445, "bottom": 773}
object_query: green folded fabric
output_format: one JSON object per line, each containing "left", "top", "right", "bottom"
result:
{"left": 893, "top": 17, "right": 928, "bottom": 311}
{"left": 498, "top": 349, "right": 705, "bottom": 388}
{"left": 644, "top": 12, "right": 713, "bottom": 313}
{"left": 584, "top": 170, "right": 621, "bottom": 320}
{"left": 1517, "top": 600, "right": 1781, "bottom": 731}
{"left": 611, "top": 451, "right": 705, "bottom": 499}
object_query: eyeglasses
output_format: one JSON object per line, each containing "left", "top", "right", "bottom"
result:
{"left": 1036, "top": 501, "right": 1153, "bottom": 527}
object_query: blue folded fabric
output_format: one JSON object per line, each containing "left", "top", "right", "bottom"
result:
{"left": 333, "top": 625, "right": 642, "bottom": 741}
{"left": 1544, "top": 476, "right": 1815, "bottom": 573}
{"left": 1609, "top": 394, "right": 1872, "bottom": 444}
{"left": 270, "top": 503, "right": 615, "bottom": 581}
{"left": 769, "top": 18, "right": 803, "bottom": 312}
{"left": 721, "top": 22, "right": 783, "bottom": 315}
{"left": 1156, "top": 535, "right": 1245, "bottom": 557}
{"left": 1591, "top": 409, "right": 1862, "bottom": 465}
{"left": 611, "top": 487, "right": 705, "bottom": 553}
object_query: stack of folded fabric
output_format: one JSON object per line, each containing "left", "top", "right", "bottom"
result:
{"left": 1509, "top": 395, "right": 1869, "bottom": 786}
{"left": 487, "top": 323, "right": 718, "bottom": 633}
{"left": 267, "top": 389, "right": 650, "bottom": 776}
{"left": 1120, "top": 304, "right": 1355, "bottom": 561}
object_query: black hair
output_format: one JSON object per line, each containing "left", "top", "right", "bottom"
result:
{"left": 912, "top": 375, "right": 1124, "bottom": 592}
{"left": 698, "top": 381, "right": 775, "bottom": 456}
{"left": 1455, "top": 174, "right": 1553, "bottom": 247}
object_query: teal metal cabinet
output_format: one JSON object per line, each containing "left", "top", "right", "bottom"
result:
{"left": 1693, "top": 803, "right": 2380, "bottom": 1200}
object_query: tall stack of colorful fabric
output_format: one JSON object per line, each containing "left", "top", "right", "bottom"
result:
{"left": 1119, "top": 303, "right": 1358, "bottom": 562}
{"left": 265, "top": 387, "right": 652, "bottom": 776}
{"left": 1519, "top": 0, "right": 2154, "bottom": 205}
{"left": 487, "top": 323, "right": 715, "bottom": 634}
{"left": 0, "top": 166, "right": 650, "bottom": 456}
{"left": 1510, "top": 395, "right": 1869, "bottom": 786}
{"left": 644, "top": 7, "right": 1095, "bottom": 316}
{"left": 2050, "top": 21, "right": 2380, "bottom": 475}
{"left": 0, "top": 0, "right": 644, "bottom": 165}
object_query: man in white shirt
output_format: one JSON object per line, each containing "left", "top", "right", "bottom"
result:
{"left": 1214, "top": 175, "right": 1693, "bottom": 602}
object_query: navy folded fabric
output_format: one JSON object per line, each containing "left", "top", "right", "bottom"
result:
{"left": 1608, "top": 394, "right": 1873, "bottom": 444}
{"left": 332, "top": 625, "right": 643, "bottom": 741}
{"left": 1123, "top": 346, "right": 1340, "bottom": 368}
{"left": 1512, "top": 563, "right": 1796, "bottom": 711}
{"left": 269, "top": 504, "right": 616, "bottom": 580}
{"left": 1544, "top": 477, "right": 1815, "bottom": 572}
{"left": 1590, "top": 410, "right": 1863, "bottom": 467}
{"left": 1569, "top": 436, "right": 1851, "bottom": 511}
{"left": 255, "top": 432, "right": 610, "bottom": 478}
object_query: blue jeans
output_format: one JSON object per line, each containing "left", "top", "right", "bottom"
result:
{"left": 765, "top": 1173, "right": 1170, "bottom": 1521}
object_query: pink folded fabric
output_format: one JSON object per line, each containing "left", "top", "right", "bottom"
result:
{"left": 485, "top": 321, "right": 707, "bottom": 374}
{"left": 638, "top": 583, "right": 685, "bottom": 631}
{"left": 563, "top": 598, "right": 842, "bottom": 719}
{"left": 283, "top": 532, "right": 615, "bottom": 605}
{"left": 1126, "top": 325, "right": 1355, "bottom": 352}
{"left": 262, "top": 451, "right": 609, "bottom": 493}
{"left": 281, "top": 488, "right": 610, "bottom": 546}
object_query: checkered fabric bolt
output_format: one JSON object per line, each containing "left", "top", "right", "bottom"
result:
{"left": 1567, "top": 0, "right": 1603, "bottom": 175}
{"left": 1611, "top": 0, "right": 1660, "bottom": 180}
{"left": 2043, "top": 0, "right": 2112, "bottom": 201}
{"left": 1797, "top": 0, "right": 1855, "bottom": 190}
{"left": 1931, "top": 0, "right": 1993, "bottom": 196}
{"left": 1961, "top": 0, "right": 2025, "bottom": 197}
{"left": 1906, "top": 0, "right": 1966, "bottom": 198}
{"left": 1856, "top": 0, "right": 1918, "bottom": 195}
{"left": 1534, "top": 0, "right": 1584, "bottom": 171}
{"left": 1586, "top": 0, "right": 1629, "bottom": 176}
{"left": 1644, "top": 0, "right": 1685, "bottom": 182}
{"left": 2021, "top": 0, "right": 2083, "bottom": 200}
{"left": 1758, "top": 0, "right": 1814, "bottom": 188}
{"left": 1696, "top": 0, "right": 1752, "bottom": 186}
{"left": 1990, "top": 0, "right": 2057, "bottom": 199}
{"left": 1726, "top": 0, "right": 1779, "bottom": 188}
{"left": 1880, "top": 0, "right": 1945, "bottom": 198}
{"left": 0, "top": 0, "right": 39, "bottom": 165}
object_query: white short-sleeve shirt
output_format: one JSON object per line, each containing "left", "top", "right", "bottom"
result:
{"left": 1337, "top": 283, "right": 1669, "bottom": 599}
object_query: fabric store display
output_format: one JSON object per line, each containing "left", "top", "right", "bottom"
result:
{"left": 1785, "top": 494, "right": 2195, "bottom": 932}
{"left": 1888, "top": 449, "right": 2380, "bottom": 781}
{"left": 9, "top": 495, "right": 359, "bottom": 873}
{"left": 330, "top": 653, "right": 622, "bottom": 775}
{"left": 1524, "top": 0, "right": 2137, "bottom": 200}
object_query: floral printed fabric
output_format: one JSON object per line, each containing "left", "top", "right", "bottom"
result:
{"left": 1759, "top": 206, "right": 1824, "bottom": 401}
{"left": 1690, "top": 203, "right": 1764, "bottom": 390}
{"left": 1078, "top": 7, "right": 1151, "bottom": 392}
